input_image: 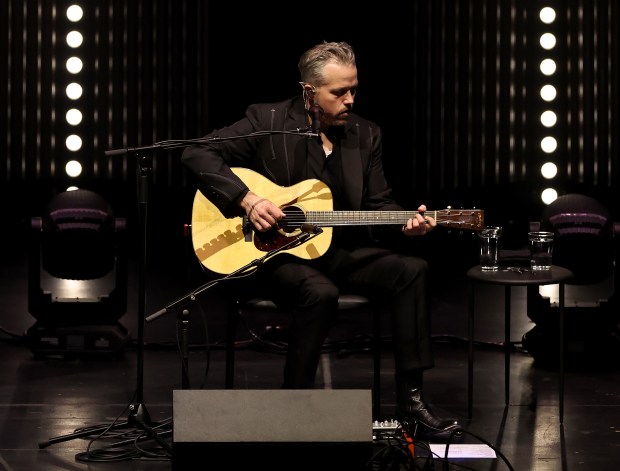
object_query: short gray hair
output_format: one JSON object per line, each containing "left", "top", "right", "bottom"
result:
{"left": 298, "top": 41, "right": 356, "bottom": 87}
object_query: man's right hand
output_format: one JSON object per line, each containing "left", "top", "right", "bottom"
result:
{"left": 241, "top": 191, "right": 285, "bottom": 232}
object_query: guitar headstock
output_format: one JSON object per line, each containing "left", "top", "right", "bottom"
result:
{"left": 435, "top": 209, "right": 485, "bottom": 231}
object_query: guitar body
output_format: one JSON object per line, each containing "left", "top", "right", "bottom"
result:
{"left": 191, "top": 168, "right": 334, "bottom": 274}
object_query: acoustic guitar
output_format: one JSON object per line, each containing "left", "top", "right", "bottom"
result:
{"left": 191, "top": 167, "right": 484, "bottom": 274}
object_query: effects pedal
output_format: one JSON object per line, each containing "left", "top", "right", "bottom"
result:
{"left": 372, "top": 419, "right": 401, "bottom": 441}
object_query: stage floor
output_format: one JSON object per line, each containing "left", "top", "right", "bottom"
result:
{"left": 2, "top": 233, "right": 620, "bottom": 470}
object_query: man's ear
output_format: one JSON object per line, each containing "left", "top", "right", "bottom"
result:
{"left": 304, "top": 85, "right": 316, "bottom": 103}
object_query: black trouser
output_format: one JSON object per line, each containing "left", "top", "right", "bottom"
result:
{"left": 258, "top": 247, "right": 434, "bottom": 388}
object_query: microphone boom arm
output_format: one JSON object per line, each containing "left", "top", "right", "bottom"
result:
{"left": 105, "top": 129, "right": 320, "bottom": 157}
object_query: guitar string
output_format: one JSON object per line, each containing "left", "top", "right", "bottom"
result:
{"left": 278, "top": 210, "right": 483, "bottom": 227}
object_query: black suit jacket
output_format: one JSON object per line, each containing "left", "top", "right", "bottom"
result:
{"left": 182, "top": 96, "right": 405, "bottom": 220}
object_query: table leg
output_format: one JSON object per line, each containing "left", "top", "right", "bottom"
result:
{"left": 468, "top": 280, "right": 475, "bottom": 419}
{"left": 505, "top": 285, "right": 511, "bottom": 406}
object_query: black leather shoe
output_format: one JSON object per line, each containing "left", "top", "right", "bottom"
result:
{"left": 396, "top": 387, "right": 462, "bottom": 441}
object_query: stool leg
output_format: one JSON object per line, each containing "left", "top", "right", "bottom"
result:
{"left": 225, "top": 299, "right": 238, "bottom": 389}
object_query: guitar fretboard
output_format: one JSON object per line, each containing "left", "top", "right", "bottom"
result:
{"left": 284, "top": 210, "right": 483, "bottom": 229}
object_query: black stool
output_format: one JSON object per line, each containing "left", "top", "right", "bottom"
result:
{"left": 225, "top": 294, "right": 384, "bottom": 420}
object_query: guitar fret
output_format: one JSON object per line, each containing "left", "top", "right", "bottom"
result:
{"left": 309, "top": 211, "right": 417, "bottom": 225}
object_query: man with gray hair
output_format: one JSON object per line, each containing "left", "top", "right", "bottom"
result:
{"left": 182, "top": 41, "right": 461, "bottom": 440}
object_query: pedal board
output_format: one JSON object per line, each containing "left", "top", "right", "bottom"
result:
{"left": 372, "top": 419, "right": 402, "bottom": 440}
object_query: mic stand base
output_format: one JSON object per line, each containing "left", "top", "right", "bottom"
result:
{"left": 38, "top": 403, "right": 173, "bottom": 457}
{"left": 128, "top": 403, "right": 173, "bottom": 455}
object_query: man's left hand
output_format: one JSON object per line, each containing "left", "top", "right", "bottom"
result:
{"left": 402, "top": 204, "right": 436, "bottom": 236}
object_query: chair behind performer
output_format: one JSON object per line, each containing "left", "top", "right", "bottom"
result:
{"left": 225, "top": 293, "right": 385, "bottom": 421}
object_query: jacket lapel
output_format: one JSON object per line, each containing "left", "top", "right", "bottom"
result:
{"left": 340, "top": 121, "right": 364, "bottom": 210}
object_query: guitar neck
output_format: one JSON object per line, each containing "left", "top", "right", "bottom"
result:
{"left": 297, "top": 209, "right": 483, "bottom": 230}
{"left": 304, "top": 210, "right": 426, "bottom": 226}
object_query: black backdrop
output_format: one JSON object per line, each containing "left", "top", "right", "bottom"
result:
{"left": 2, "top": 0, "right": 618, "bottom": 274}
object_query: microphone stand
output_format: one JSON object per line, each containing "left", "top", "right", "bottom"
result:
{"left": 37, "top": 128, "right": 319, "bottom": 457}
{"left": 38, "top": 147, "right": 175, "bottom": 455}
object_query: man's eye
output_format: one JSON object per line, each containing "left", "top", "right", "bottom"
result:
{"left": 335, "top": 88, "right": 356, "bottom": 97}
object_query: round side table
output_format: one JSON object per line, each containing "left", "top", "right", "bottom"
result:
{"left": 466, "top": 265, "right": 574, "bottom": 422}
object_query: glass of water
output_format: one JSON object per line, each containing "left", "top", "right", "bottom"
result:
{"left": 479, "top": 226, "right": 502, "bottom": 271}
{"left": 528, "top": 231, "right": 554, "bottom": 271}
{"left": 528, "top": 231, "right": 553, "bottom": 271}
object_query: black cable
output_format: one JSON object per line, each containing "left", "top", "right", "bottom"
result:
{"left": 368, "top": 420, "right": 517, "bottom": 471}
{"left": 68, "top": 391, "right": 173, "bottom": 464}
{"left": 0, "top": 327, "right": 26, "bottom": 345}
{"left": 439, "top": 428, "right": 515, "bottom": 471}
{"left": 75, "top": 423, "right": 172, "bottom": 463}
{"left": 231, "top": 315, "right": 533, "bottom": 358}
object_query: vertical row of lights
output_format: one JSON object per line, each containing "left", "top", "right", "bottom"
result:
{"left": 64, "top": 4, "right": 85, "bottom": 186}
{"left": 538, "top": 6, "right": 559, "bottom": 205}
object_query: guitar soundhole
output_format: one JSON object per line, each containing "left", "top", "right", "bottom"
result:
{"left": 253, "top": 205, "right": 307, "bottom": 252}
{"left": 280, "top": 206, "right": 306, "bottom": 233}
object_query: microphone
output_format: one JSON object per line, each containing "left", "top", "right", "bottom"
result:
{"left": 105, "top": 143, "right": 162, "bottom": 157}
{"left": 309, "top": 104, "right": 323, "bottom": 136}
{"left": 300, "top": 223, "right": 323, "bottom": 234}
